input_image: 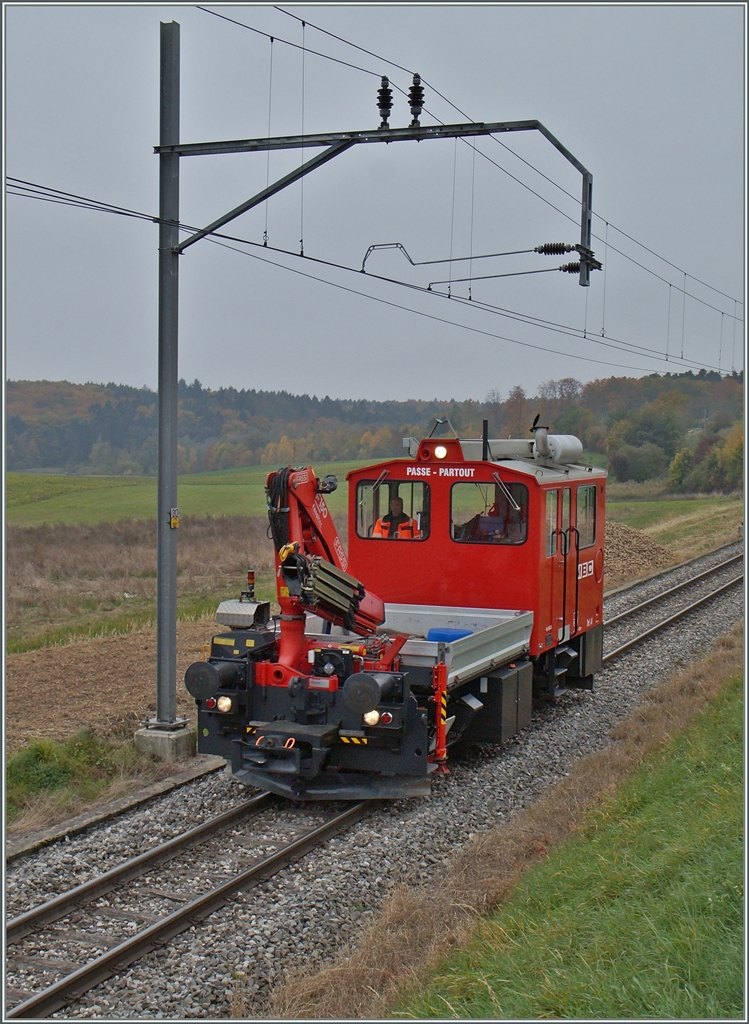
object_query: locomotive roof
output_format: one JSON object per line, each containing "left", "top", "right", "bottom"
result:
{"left": 348, "top": 434, "right": 607, "bottom": 484}
{"left": 480, "top": 459, "right": 606, "bottom": 482}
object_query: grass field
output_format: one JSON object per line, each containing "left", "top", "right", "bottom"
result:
{"left": 5, "top": 516, "right": 285, "bottom": 653}
{"left": 606, "top": 493, "right": 743, "bottom": 558}
{"left": 5, "top": 730, "right": 177, "bottom": 827}
{"left": 395, "top": 673, "right": 743, "bottom": 1020}
{"left": 6, "top": 461, "right": 369, "bottom": 526}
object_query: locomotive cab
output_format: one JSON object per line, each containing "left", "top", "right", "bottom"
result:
{"left": 347, "top": 429, "right": 607, "bottom": 697}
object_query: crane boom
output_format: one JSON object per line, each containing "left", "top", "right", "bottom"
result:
{"left": 266, "top": 467, "right": 385, "bottom": 636}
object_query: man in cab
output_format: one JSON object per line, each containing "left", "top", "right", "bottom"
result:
{"left": 373, "top": 496, "right": 421, "bottom": 539}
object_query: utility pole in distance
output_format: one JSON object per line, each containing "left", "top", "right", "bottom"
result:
{"left": 142, "top": 22, "right": 600, "bottom": 758}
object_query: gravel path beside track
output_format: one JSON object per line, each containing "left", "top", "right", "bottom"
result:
{"left": 6, "top": 545, "right": 743, "bottom": 1020}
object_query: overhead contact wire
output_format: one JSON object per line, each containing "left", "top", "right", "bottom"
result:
{"left": 204, "top": 234, "right": 664, "bottom": 373}
{"left": 300, "top": 19, "right": 306, "bottom": 256}
{"left": 196, "top": 6, "right": 380, "bottom": 77}
{"left": 8, "top": 180, "right": 733, "bottom": 376}
{"left": 469, "top": 142, "right": 477, "bottom": 300}
{"left": 448, "top": 139, "right": 458, "bottom": 296}
{"left": 195, "top": 225, "right": 728, "bottom": 373}
{"left": 601, "top": 221, "right": 608, "bottom": 337}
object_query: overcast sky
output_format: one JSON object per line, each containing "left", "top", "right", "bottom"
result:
{"left": 4, "top": 3, "right": 745, "bottom": 402}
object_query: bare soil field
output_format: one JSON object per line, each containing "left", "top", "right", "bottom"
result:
{"left": 5, "top": 622, "right": 208, "bottom": 753}
{"left": 5, "top": 521, "right": 672, "bottom": 754}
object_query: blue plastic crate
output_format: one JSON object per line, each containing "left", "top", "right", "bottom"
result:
{"left": 426, "top": 627, "right": 473, "bottom": 643}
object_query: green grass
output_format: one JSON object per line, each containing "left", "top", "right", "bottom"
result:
{"left": 6, "top": 461, "right": 369, "bottom": 526}
{"left": 6, "top": 473, "right": 144, "bottom": 507}
{"left": 396, "top": 675, "right": 744, "bottom": 1020}
{"left": 6, "top": 729, "right": 157, "bottom": 824}
{"left": 605, "top": 494, "right": 743, "bottom": 550}
{"left": 606, "top": 494, "right": 741, "bottom": 528}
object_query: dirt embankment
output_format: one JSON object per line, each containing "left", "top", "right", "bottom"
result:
{"left": 5, "top": 522, "right": 671, "bottom": 752}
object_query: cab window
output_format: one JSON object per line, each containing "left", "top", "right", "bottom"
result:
{"left": 451, "top": 481, "right": 528, "bottom": 544}
{"left": 356, "top": 480, "right": 429, "bottom": 540}
{"left": 577, "top": 484, "right": 596, "bottom": 548}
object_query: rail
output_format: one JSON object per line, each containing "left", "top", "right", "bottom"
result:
{"left": 6, "top": 793, "right": 273, "bottom": 944}
{"left": 603, "top": 575, "right": 742, "bottom": 664}
{"left": 6, "top": 801, "right": 374, "bottom": 1018}
{"left": 605, "top": 553, "right": 743, "bottom": 627}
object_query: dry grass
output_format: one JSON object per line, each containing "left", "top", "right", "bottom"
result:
{"left": 643, "top": 504, "right": 744, "bottom": 564}
{"left": 605, "top": 479, "right": 669, "bottom": 500}
{"left": 5, "top": 516, "right": 276, "bottom": 645}
{"left": 6, "top": 509, "right": 692, "bottom": 650}
{"left": 266, "top": 624, "right": 744, "bottom": 1021}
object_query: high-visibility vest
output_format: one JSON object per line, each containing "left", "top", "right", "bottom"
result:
{"left": 372, "top": 515, "right": 421, "bottom": 539}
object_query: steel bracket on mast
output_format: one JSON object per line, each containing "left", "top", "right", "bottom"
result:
{"left": 160, "top": 118, "right": 597, "bottom": 286}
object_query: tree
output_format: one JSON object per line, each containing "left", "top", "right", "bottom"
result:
{"left": 504, "top": 385, "right": 528, "bottom": 438}
{"left": 668, "top": 449, "right": 692, "bottom": 492}
{"left": 610, "top": 443, "right": 668, "bottom": 483}
{"left": 716, "top": 423, "right": 743, "bottom": 490}
{"left": 555, "top": 405, "right": 596, "bottom": 445}
{"left": 483, "top": 388, "right": 504, "bottom": 434}
{"left": 628, "top": 443, "right": 669, "bottom": 481}
{"left": 668, "top": 422, "right": 742, "bottom": 494}
{"left": 557, "top": 378, "right": 582, "bottom": 404}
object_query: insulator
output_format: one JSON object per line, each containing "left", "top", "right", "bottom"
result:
{"left": 408, "top": 73, "right": 424, "bottom": 126}
{"left": 535, "top": 242, "right": 574, "bottom": 255}
{"left": 559, "top": 262, "right": 581, "bottom": 274}
{"left": 377, "top": 76, "right": 393, "bottom": 128}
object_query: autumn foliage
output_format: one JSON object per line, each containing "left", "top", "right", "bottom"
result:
{"left": 6, "top": 371, "right": 742, "bottom": 491}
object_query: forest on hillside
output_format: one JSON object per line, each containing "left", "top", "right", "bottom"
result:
{"left": 5, "top": 370, "right": 743, "bottom": 492}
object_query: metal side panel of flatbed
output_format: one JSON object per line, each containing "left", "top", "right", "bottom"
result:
{"left": 305, "top": 604, "right": 533, "bottom": 690}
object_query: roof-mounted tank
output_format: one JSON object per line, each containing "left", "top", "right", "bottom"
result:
{"left": 530, "top": 425, "right": 583, "bottom": 466}
{"left": 404, "top": 432, "right": 584, "bottom": 466}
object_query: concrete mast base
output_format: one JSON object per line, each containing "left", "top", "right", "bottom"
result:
{"left": 134, "top": 725, "right": 195, "bottom": 762}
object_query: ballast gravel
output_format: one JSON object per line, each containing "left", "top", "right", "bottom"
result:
{"left": 6, "top": 547, "right": 743, "bottom": 1020}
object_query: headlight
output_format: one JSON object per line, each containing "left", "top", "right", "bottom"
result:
{"left": 434, "top": 444, "right": 448, "bottom": 459}
{"left": 363, "top": 710, "right": 381, "bottom": 726}
{"left": 216, "top": 695, "right": 233, "bottom": 713}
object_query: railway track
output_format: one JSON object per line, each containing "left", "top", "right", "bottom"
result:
{"left": 5, "top": 798, "right": 374, "bottom": 1018}
{"left": 5, "top": 547, "right": 742, "bottom": 1019}
{"left": 602, "top": 551, "right": 743, "bottom": 663}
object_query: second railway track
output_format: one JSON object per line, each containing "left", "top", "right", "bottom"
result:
{"left": 603, "top": 549, "right": 743, "bottom": 660}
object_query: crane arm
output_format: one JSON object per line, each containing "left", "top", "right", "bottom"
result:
{"left": 266, "top": 467, "right": 385, "bottom": 635}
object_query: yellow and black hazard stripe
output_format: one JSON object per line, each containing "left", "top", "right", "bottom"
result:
{"left": 340, "top": 736, "right": 368, "bottom": 745}
{"left": 440, "top": 692, "right": 448, "bottom": 723}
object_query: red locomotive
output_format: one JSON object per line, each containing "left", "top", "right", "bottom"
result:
{"left": 185, "top": 420, "right": 606, "bottom": 799}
